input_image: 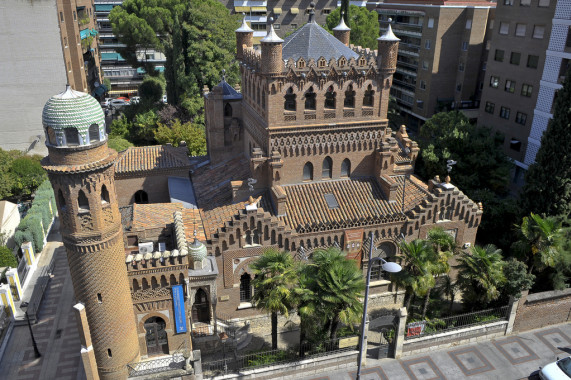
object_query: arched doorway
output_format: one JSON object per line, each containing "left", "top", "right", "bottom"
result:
{"left": 192, "top": 288, "right": 210, "bottom": 324}
{"left": 240, "top": 272, "right": 252, "bottom": 302}
{"left": 144, "top": 316, "right": 168, "bottom": 356}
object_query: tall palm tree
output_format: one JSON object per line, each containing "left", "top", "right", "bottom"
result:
{"left": 291, "top": 261, "right": 321, "bottom": 352}
{"left": 512, "top": 213, "right": 564, "bottom": 274}
{"left": 311, "top": 247, "right": 365, "bottom": 340}
{"left": 395, "top": 239, "right": 436, "bottom": 316}
{"left": 250, "top": 249, "right": 296, "bottom": 350}
{"left": 457, "top": 244, "right": 505, "bottom": 309}
{"left": 422, "top": 228, "right": 456, "bottom": 318}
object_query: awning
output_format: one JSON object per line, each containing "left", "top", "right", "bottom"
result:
{"left": 235, "top": 6, "right": 250, "bottom": 12}
{"left": 136, "top": 66, "right": 165, "bottom": 74}
{"left": 101, "top": 52, "right": 124, "bottom": 61}
{"left": 290, "top": 7, "right": 299, "bottom": 14}
{"left": 95, "top": 4, "right": 114, "bottom": 12}
{"left": 108, "top": 87, "right": 139, "bottom": 95}
{"left": 251, "top": 6, "right": 266, "bottom": 11}
{"left": 273, "top": 7, "right": 282, "bottom": 14}
{"left": 80, "top": 29, "right": 90, "bottom": 39}
{"left": 92, "top": 84, "right": 107, "bottom": 97}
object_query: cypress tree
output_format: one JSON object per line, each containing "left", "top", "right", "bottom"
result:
{"left": 520, "top": 67, "right": 571, "bottom": 218}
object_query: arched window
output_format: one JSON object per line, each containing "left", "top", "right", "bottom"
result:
{"left": 322, "top": 157, "right": 332, "bottom": 178}
{"left": 192, "top": 288, "right": 210, "bottom": 324}
{"left": 58, "top": 189, "right": 66, "bottom": 211}
{"left": 325, "top": 86, "right": 336, "bottom": 109}
{"left": 344, "top": 84, "right": 355, "bottom": 108}
{"left": 240, "top": 272, "right": 252, "bottom": 302}
{"left": 78, "top": 190, "right": 89, "bottom": 211}
{"left": 341, "top": 158, "right": 351, "bottom": 177}
{"left": 303, "top": 162, "right": 313, "bottom": 181}
{"left": 224, "top": 103, "right": 232, "bottom": 117}
{"left": 88, "top": 124, "right": 100, "bottom": 143}
{"left": 305, "top": 87, "right": 316, "bottom": 110}
{"left": 363, "top": 84, "right": 375, "bottom": 107}
{"left": 46, "top": 127, "right": 57, "bottom": 145}
{"left": 65, "top": 127, "right": 80, "bottom": 146}
{"left": 101, "top": 185, "right": 110, "bottom": 204}
{"left": 284, "top": 87, "right": 296, "bottom": 111}
{"left": 134, "top": 190, "right": 149, "bottom": 204}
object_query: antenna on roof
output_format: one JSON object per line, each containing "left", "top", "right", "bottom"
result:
{"left": 221, "top": 69, "right": 226, "bottom": 82}
{"left": 308, "top": 2, "right": 315, "bottom": 23}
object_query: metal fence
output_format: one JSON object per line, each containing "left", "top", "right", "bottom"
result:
{"left": 202, "top": 335, "right": 359, "bottom": 377}
{"left": 404, "top": 305, "right": 510, "bottom": 340}
{"left": 126, "top": 353, "right": 186, "bottom": 377}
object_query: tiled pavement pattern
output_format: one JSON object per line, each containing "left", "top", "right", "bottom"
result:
{"left": 305, "top": 323, "right": 571, "bottom": 380}
{"left": 0, "top": 246, "right": 85, "bottom": 380}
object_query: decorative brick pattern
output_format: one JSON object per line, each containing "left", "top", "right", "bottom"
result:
{"left": 448, "top": 347, "right": 495, "bottom": 376}
{"left": 493, "top": 337, "right": 539, "bottom": 365}
{"left": 348, "top": 367, "right": 389, "bottom": 380}
{"left": 400, "top": 356, "right": 447, "bottom": 380}
{"left": 534, "top": 328, "right": 571, "bottom": 353}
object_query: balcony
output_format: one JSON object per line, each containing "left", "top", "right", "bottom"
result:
{"left": 396, "top": 66, "right": 417, "bottom": 77}
{"left": 399, "top": 48, "right": 419, "bottom": 57}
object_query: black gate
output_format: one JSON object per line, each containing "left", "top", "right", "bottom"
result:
{"left": 369, "top": 313, "right": 397, "bottom": 359}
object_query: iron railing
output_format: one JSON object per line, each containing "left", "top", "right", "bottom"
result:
{"left": 126, "top": 353, "right": 186, "bottom": 377}
{"left": 404, "top": 305, "right": 510, "bottom": 340}
{"left": 202, "top": 335, "right": 359, "bottom": 377}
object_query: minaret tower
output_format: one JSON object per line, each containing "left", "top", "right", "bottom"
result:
{"left": 377, "top": 19, "right": 400, "bottom": 119}
{"left": 260, "top": 17, "right": 284, "bottom": 75}
{"left": 333, "top": 11, "right": 351, "bottom": 46}
{"left": 235, "top": 14, "right": 254, "bottom": 61}
{"left": 41, "top": 86, "right": 140, "bottom": 380}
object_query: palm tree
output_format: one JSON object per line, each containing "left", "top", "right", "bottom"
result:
{"left": 457, "top": 244, "right": 505, "bottom": 309}
{"left": 441, "top": 275, "right": 459, "bottom": 314}
{"left": 291, "top": 261, "right": 321, "bottom": 352}
{"left": 422, "top": 228, "right": 456, "bottom": 318}
{"left": 311, "top": 247, "right": 365, "bottom": 340}
{"left": 394, "top": 239, "right": 435, "bottom": 315}
{"left": 512, "top": 213, "right": 564, "bottom": 274}
{"left": 250, "top": 248, "right": 296, "bottom": 350}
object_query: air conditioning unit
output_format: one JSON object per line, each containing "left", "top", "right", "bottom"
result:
{"left": 463, "top": 242, "right": 471, "bottom": 249}
{"left": 138, "top": 242, "right": 154, "bottom": 254}
{"left": 158, "top": 242, "right": 166, "bottom": 252}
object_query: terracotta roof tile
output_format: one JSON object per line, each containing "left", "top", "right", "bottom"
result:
{"left": 115, "top": 145, "right": 191, "bottom": 175}
{"left": 391, "top": 175, "right": 430, "bottom": 212}
{"left": 182, "top": 208, "right": 206, "bottom": 241}
{"left": 131, "top": 203, "right": 183, "bottom": 230}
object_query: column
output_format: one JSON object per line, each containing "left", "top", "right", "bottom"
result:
{"left": 0, "top": 284, "right": 16, "bottom": 316}
{"left": 6, "top": 268, "right": 22, "bottom": 301}
{"left": 393, "top": 307, "right": 407, "bottom": 359}
{"left": 21, "top": 242, "right": 36, "bottom": 267}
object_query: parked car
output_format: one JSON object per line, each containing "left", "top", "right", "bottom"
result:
{"left": 100, "top": 98, "right": 112, "bottom": 108}
{"left": 109, "top": 99, "right": 129, "bottom": 110}
{"left": 540, "top": 356, "right": 571, "bottom": 379}
{"left": 162, "top": 95, "right": 167, "bottom": 104}
{"left": 130, "top": 96, "right": 140, "bottom": 104}
{"left": 116, "top": 96, "right": 130, "bottom": 103}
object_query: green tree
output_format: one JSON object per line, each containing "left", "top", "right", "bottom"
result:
{"left": 394, "top": 239, "right": 435, "bottom": 315}
{"left": 138, "top": 75, "right": 165, "bottom": 104}
{"left": 310, "top": 247, "right": 365, "bottom": 340}
{"left": 457, "top": 245, "right": 505, "bottom": 309}
{"left": 154, "top": 119, "right": 207, "bottom": 156}
{"left": 9, "top": 155, "right": 47, "bottom": 201}
{"left": 0, "top": 148, "right": 19, "bottom": 200}
{"left": 107, "top": 137, "right": 134, "bottom": 152}
{"left": 500, "top": 258, "right": 535, "bottom": 300}
{"left": 250, "top": 249, "right": 296, "bottom": 350}
{"left": 520, "top": 67, "right": 571, "bottom": 218}
{"left": 325, "top": 5, "right": 379, "bottom": 50}
{"left": 0, "top": 246, "right": 17, "bottom": 268}
{"left": 109, "top": 116, "right": 132, "bottom": 139}
{"left": 110, "top": 0, "right": 240, "bottom": 111}
{"left": 292, "top": 262, "right": 322, "bottom": 349}
{"left": 130, "top": 110, "right": 160, "bottom": 145}
{"left": 512, "top": 213, "right": 564, "bottom": 277}
{"left": 422, "top": 228, "right": 455, "bottom": 318}
{"left": 440, "top": 275, "right": 459, "bottom": 314}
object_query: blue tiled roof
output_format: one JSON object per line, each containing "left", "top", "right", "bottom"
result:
{"left": 218, "top": 79, "right": 242, "bottom": 100}
{"left": 282, "top": 22, "right": 360, "bottom": 62}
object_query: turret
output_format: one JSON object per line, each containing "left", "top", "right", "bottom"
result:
{"left": 333, "top": 12, "right": 351, "bottom": 46}
{"left": 377, "top": 19, "right": 400, "bottom": 75}
{"left": 260, "top": 18, "right": 284, "bottom": 75}
{"left": 235, "top": 14, "right": 253, "bottom": 61}
{"left": 41, "top": 85, "right": 140, "bottom": 380}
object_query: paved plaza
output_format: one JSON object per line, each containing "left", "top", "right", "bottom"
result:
{"left": 305, "top": 323, "right": 571, "bottom": 380}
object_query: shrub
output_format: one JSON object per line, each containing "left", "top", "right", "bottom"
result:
{"left": 0, "top": 246, "right": 17, "bottom": 268}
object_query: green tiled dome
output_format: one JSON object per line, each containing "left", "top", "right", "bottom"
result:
{"left": 188, "top": 238, "right": 207, "bottom": 263}
{"left": 42, "top": 85, "right": 104, "bottom": 132}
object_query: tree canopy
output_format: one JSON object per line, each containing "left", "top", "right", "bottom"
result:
{"left": 110, "top": 0, "right": 240, "bottom": 110}
{"left": 325, "top": 5, "right": 379, "bottom": 50}
{"left": 0, "top": 149, "right": 47, "bottom": 202}
{"left": 154, "top": 119, "right": 207, "bottom": 156}
{"left": 520, "top": 67, "right": 571, "bottom": 218}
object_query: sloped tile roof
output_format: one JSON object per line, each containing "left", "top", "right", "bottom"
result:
{"left": 392, "top": 175, "right": 430, "bottom": 212}
{"left": 282, "top": 21, "right": 360, "bottom": 62}
{"left": 182, "top": 208, "right": 206, "bottom": 241}
{"left": 191, "top": 155, "right": 252, "bottom": 210}
{"left": 115, "top": 145, "right": 191, "bottom": 175}
{"left": 131, "top": 203, "right": 183, "bottom": 229}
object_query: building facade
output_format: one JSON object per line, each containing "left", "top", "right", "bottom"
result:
{"left": 41, "top": 12, "right": 482, "bottom": 379}
{"left": 478, "top": 0, "right": 567, "bottom": 175}
{"left": 57, "top": 0, "right": 103, "bottom": 95}
{"left": 375, "top": 0, "right": 495, "bottom": 130}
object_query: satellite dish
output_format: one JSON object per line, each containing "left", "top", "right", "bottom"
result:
{"left": 382, "top": 261, "right": 402, "bottom": 273}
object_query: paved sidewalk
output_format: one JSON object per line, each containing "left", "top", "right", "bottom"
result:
{"left": 0, "top": 219, "right": 86, "bottom": 380}
{"left": 303, "top": 323, "right": 571, "bottom": 380}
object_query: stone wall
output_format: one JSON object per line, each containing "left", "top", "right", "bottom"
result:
{"left": 512, "top": 289, "right": 571, "bottom": 333}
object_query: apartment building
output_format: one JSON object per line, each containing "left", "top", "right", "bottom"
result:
{"left": 524, "top": 0, "right": 571, "bottom": 166}
{"left": 94, "top": 0, "right": 166, "bottom": 96}
{"left": 218, "top": 0, "right": 339, "bottom": 40}
{"left": 376, "top": 0, "right": 495, "bottom": 131}
{"left": 57, "top": 0, "right": 103, "bottom": 95}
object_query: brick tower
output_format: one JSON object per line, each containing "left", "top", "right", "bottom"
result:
{"left": 41, "top": 86, "right": 140, "bottom": 380}
{"left": 377, "top": 20, "right": 400, "bottom": 118}
{"left": 260, "top": 19, "right": 284, "bottom": 75}
{"left": 332, "top": 12, "right": 351, "bottom": 46}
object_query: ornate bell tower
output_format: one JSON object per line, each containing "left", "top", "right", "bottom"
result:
{"left": 41, "top": 86, "right": 140, "bottom": 380}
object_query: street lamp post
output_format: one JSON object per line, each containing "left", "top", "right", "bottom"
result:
{"left": 356, "top": 232, "right": 402, "bottom": 380}
{"left": 20, "top": 301, "right": 41, "bottom": 359}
